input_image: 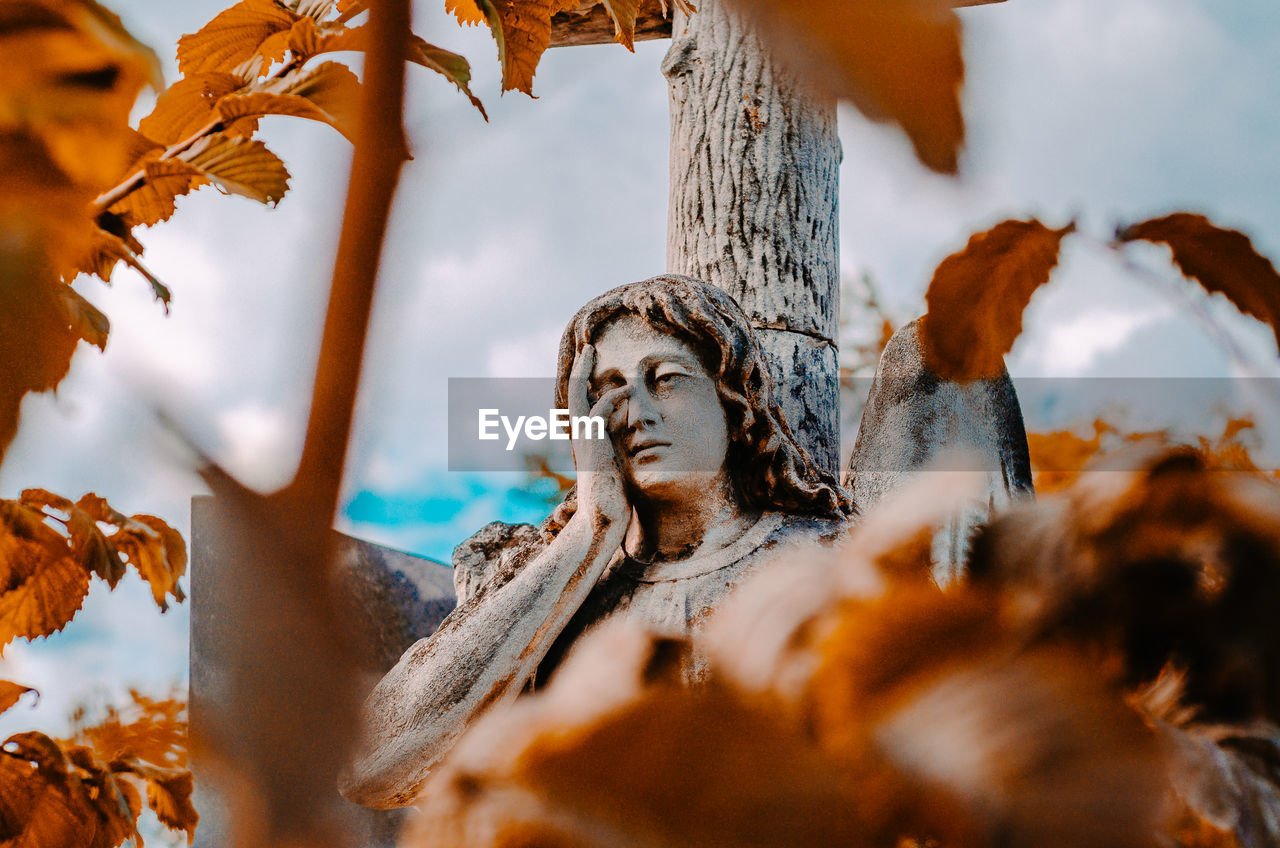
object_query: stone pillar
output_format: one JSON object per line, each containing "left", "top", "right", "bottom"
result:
{"left": 663, "top": 0, "right": 842, "bottom": 475}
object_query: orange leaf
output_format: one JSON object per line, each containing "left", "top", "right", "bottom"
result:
{"left": 0, "top": 733, "right": 98, "bottom": 847}
{"left": 0, "top": 506, "right": 92, "bottom": 649}
{"left": 724, "top": 0, "right": 966, "bottom": 173}
{"left": 74, "top": 495, "right": 187, "bottom": 610}
{"left": 920, "top": 218, "right": 1075, "bottom": 380}
{"left": 599, "top": 0, "right": 640, "bottom": 50}
{"left": 114, "top": 757, "right": 199, "bottom": 839}
{"left": 109, "top": 159, "right": 208, "bottom": 228}
{"left": 489, "top": 0, "right": 582, "bottom": 95}
{"left": 218, "top": 62, "right": 361, "bottom": 142}
{"left": 0, "top": 680, "right": 38, "bottom": 715}
{"left": 0, "top": 3, "right": 161, "bottom": 191}
{"left": 176, "top": 0, "right": 300, "bottom": 76}
{"left": 138, "top": 72, "right": 246, "bottom": 145}
{"left": 447, "top": 0, "right": 489, "bottom": 26}
{"left": 1117, "top": 212, "right": 1280, "bottom": 350}
{"left": 411, "top": 38, "right": 488, "bottom": 119}
{"left": 22, "top": 487, "right": 126, "bottom": 586}
{"left": 178, "top": 132, "right": 291, "bottom": 206}
{"left": 75, "top": 692, "right": 188, "bottom": 771}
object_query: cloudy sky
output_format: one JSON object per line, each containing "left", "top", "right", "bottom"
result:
{"left": 1, "top": 0, "right": 1278, "bottom": 738}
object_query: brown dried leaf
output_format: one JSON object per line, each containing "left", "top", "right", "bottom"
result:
{"left": 725, "top": 0, "right": 966, "bottom": 173}
{"left": 0, "top": 528, "right": 92, "bottom": 649}
{"left": 65, "top": 745, "right": 142, "bottom": 848}
{"left": 599, "top": 0, "right": 640, "bottom": 50}
{"left": 0, "top": 0, "right": 161, "bottom": 191}
{"left": 138, "top": 72, "right": 245, "bottom": 145}
{"left": 1027, "top": 419, "right": 1114, "bottom": 494}
{"left": 971, "top": 447, "right": 1280, "bottom": 725}
{"left": 109, "top": 159, "right": 208, "bottom": 228}
{"left": 176, "top": 0, "right": 300, "bottom": 76}
{"left": 1117, "top": 213, "right": 1280, "bottom": 350}
{"left": 411, "top": 38, "right": 488, "bottom": 119}
{"left": 115, "top": 757, "right": 199, "bottom": 839}
{"left": 74, "top": 495, "right": 187, "bottom": 610}
{"left": 0, "top": 681, "right": 38, "bottom": 716}
{"left": 447, "top": 0, "right": 489, "bottom": 26}
{"left": 178, "top": 132, "right": 290, "bottom": 206}
{"left": 22, "top": 487, "right": 127, "bottom": 587}
{"left": 219, "top": 61, "right": 360, "bottom": 142}
{"left": 921, "top": 218, "right": 1075, "bottom": 380}
{"left": 0, "top": 148, "right": 99, "bottom": 462}
{"left": 74, "top": 692, "right": 188, "bottom": 772}
{"left": 489, "top": 0, "right": 581, "bottom": 95}
{"left": 806, "top": 585, "right": 1168, "bottom": 847}
{"left": 0, "top": 733, "right": 97, "bottom": 847}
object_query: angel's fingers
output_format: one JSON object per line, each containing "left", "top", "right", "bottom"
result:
{"left": 588, "top": 385, "right": 631, "bottom": 426}
{"left": 568, "top": 344, "right": 596, "bottom": 419}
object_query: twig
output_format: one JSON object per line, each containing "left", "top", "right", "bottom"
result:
{"left": 290, "top": 0, "right": 408, "bottom": 510}
{"left": 1087, "top": 233, "right": 1280, "bottom": 412}
{"left": 92, "top": 58, "right": 304, "bottom": 216}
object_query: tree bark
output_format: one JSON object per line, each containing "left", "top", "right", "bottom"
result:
{"left": 663, "top": 0, "right": 842, "bottom": 475}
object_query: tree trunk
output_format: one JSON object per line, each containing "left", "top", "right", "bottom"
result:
{"left": 663, "top": 0, "right": 842, "bottom": 475}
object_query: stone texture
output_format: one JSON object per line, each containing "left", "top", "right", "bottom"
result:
{"left": 189, "top": 496, "right": 455, "bottom": 848}
{"left": 846, "top": 319, "right": 1034, "bottom": 582}
{"left": 664, "top": 0, "right": 841, "bottom": 473}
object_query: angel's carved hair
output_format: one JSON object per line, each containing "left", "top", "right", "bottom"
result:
{"left": 541, "top": 274, "right": 853, "bottom": 540}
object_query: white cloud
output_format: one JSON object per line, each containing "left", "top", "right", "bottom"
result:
{"left": 1017, "top": 305, "right": 1173, "bottom": 377}
{"left": 215, "top": 402, "right": 305, "bottom": 492}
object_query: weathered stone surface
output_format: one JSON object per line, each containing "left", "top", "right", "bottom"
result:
{"left": 846, "top": 319, "right": 1034, "bottom": 582}
{"left": 1168, "top": 722, "right": 1280, "bottom": 848}
{"left": 664, "top": 0, "right": 841, "bottom": 474}
{"left": 342, "top": 276, "right": 854, "bottom": 810}
{"left": 189, "top": 496, "right": 455, "bottom": 847}
{"left": 452, "top": 521, "right": 543, "bottom": 606}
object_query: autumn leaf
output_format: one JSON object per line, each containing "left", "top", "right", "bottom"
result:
{"left": 23, "top": 488, "right": 126, "bottom": 586}
{"left": 724, "top": 0, "right": 966, "bottom": 173}
{"left": 65, "top": 745, "right": 142, "bottom": 848}
{"left": 0, "top": 490, "right": 187, "bottom": 646}
{"left": 115, "top": 757, "right": 199, "bottom": 839}
{"left": 920, "top": 218, "right": 1074, "bottom": 380}
{"left": 0, "top": 681, "right": 38, "bottom": 715}
{"left": 176, "top": 0, "right": 300, "bottom": 76}
{"left": 447, "top": 0, "right": 490, "bottom": 26}
{"left": 109, "top": 159, "right": 208, "bottom": 227}
{"left": 138, "top": 72, "right": 246, "bottom": 145}
{"left": 0, "top": 733, "right": 97, "bottom": 847}
{"left": 0, "top": 503, "right": 92, "bottom": 648}
{"left": 72, "top": 494, "right": 188, "bottom": 610}
{"left": 0, "top": 1, "right": 157, "bottom": 462}
{"left": 1117, "top": 213, "right": 1280, "bottom": 350}
{"left": 218, "top": 62, "right": 361, "bottom": 142}
{"left": 410, "top": 38, "right": 488, "bottom": 119}
{"left": 599, "top": 0, "right": 641, "bottom": 49}
{"left": 1027, "top": 420, "right": 1114, "bottom": 494}
{"left": 289, "top": 23, "right": 487, "bottom": 117}
{"left": 0, "top": 0, "right": 162, "bottom": 190}
{"left": 487, "top": 0, "right": 583, "bottom": 95}
{"left": 75, "top": 692, "right": 188, "bottom": 770}
{"left": 180, "top": 132, "right": 291, "bottom": 206}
